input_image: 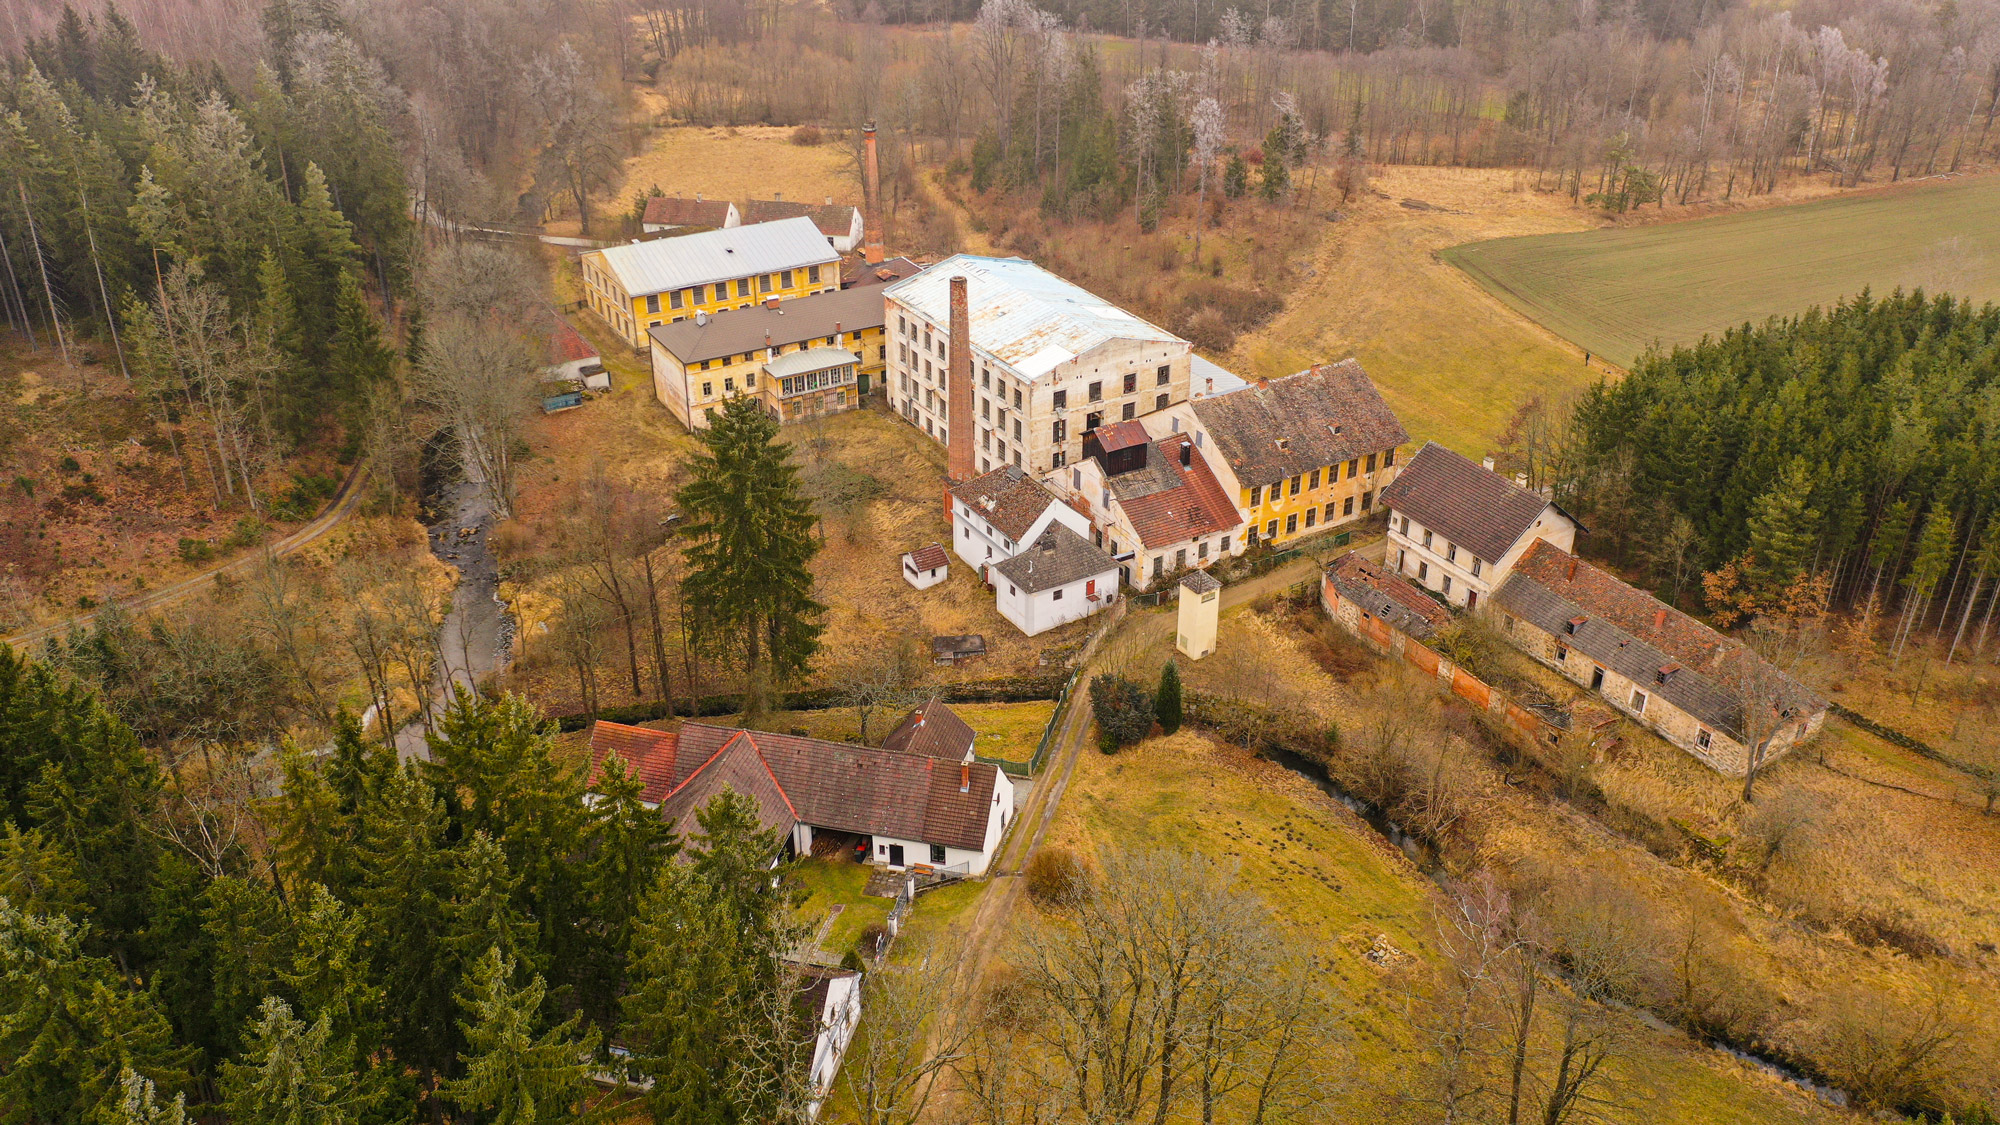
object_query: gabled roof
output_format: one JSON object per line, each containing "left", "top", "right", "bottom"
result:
{"left": 1379, "top": 442, "right": 1575, "bottom": 564}
{"left": 950, "top": 465, "right": 1061, "bottom": 542}
{"left": 647, "top": 285, "right": 887, "bottom": 366}
{"left": 1092, "top": 420, "right": 1151, "bottom": 452}
{"left": 740, "top": 199, "right": 860, "bottom": 237}
{"left": 643, "top": 195, "right": 735, "bottom": 229}
{"left": 1492, "top": 542, "right": 1825, "bottom": 739}
{"left": 594, "top": 217, "right": 840, "bottom": 298}
{"left": 1110, "top": 434, "right": 1243, "bottom": 550}
{"left": 653, "top": 731, "right": 799, "bottom": 841}
{"left": 1325, "top": 551, "right": 1449, "bottom": 641}
{"left": 881, "top": 699, "right": 977, "bottom": 763}
{"left": 990, "top": 524, "right": 1118, "bottom": 595}
{"left": 904, "top": 543, "right": 949, "bottom": 571}
{"left": 1191, "top": 360, "right": 1408, "bottom": 486}
{"left": 882, "top": 255, "right": 1186, "bottom": 380}
{"left": 587, "top": 722, "right": 683, "bottom": 804}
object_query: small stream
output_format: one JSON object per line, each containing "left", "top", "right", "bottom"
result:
{"left": 1256, "top": 745, "right": 1851, "bottom": 1109}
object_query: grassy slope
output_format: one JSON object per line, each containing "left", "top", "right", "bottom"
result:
{"left": 619, "top": 121, "right": 860, "bottom": 215}
{"left": 1441, "top": 173, "right": 2000, "bottom": 368}
{"left": 1229, "top": 166, "right": 1608, "bottom": 458}
{"left": 761, "top": 700, "right": 1056, "bottom": 764}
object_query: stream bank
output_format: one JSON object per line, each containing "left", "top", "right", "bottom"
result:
{"left": 392, "top": 475, "right": 515, "bottom": 761}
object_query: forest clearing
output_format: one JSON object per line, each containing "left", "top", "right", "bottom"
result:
{"left": 1442, "top": 172, "right": 2000, "bottom": 368}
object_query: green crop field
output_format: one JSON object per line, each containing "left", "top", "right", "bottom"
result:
{"left": 1441, "top": 173, "right": 2000, "bottom": 368}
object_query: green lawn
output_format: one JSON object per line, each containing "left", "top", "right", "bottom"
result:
{"left": 789, "top": 858, "right": 890, "bottom": 959}
{"left": 1442, "top": 174, "right": 2000, "bottom": 367}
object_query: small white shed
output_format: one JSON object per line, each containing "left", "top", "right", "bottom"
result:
{"left": 902, "top": 543, "right": 949, "bottom": 589}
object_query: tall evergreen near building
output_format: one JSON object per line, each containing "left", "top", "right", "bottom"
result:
{"left": 1745, "top": 458, "right": 1821, "bottom": 594}
{"left": 1155, "top": 660, "right": 1183, "bottom": 735}
{"left": 676, "top": 394, "right": 826, "bottom": 718}
{"left": 444, "top": 947, "right": 599, "bottom": 1125}
{"left": 220, "top": 997, "right": 378, "bottom": 1125}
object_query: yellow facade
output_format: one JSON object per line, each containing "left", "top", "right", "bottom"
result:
{"left": 580, "top": 257, "right": 841, "bottom": 349}
{"left": 652, "top": 326, "right": 888, "bottom": 429}
{"left": 1242, "top": 447, "right": 1399, "bottom": 546}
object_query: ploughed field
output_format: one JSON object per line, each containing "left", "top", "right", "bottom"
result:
{"left": 1441, "top": 173, "right": 2000, "bottom": 368}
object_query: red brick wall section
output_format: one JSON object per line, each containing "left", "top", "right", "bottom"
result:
{"left": 1452, "top": 668, "right": 1491, "bottom": 709}
{"left": 1404, "top": 642, "right": 1439, "bottom": 675}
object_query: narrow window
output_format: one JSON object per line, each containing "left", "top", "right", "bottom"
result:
{"left": 1365, "top": 453, "right": 1378, "bottom": 473}
{"left": 1472, "top": 558, "right": 1483, "bottom": 577}
{"left": 1265, "top": 519, "right": 1278, "bottom": 538}
{"left": 1346, "top": 458, "right": 1358, "bottom": 478}
{"left": 1442, "top": 575, "right": 1453, "bottom": 594}
{"left": 1289, "top": 475, "right": 1302, "bottom": 497}
{"left": 1304, "top": 508, "right": 1317, "bottom": 528}
{"left": 737, "top": 279, "right": 751, "bottom": 297}
{"left": 702, "top": 382, "right": 713, "bottom": 397}
{"left": 1309, "top": 469, "right": 1321, "bottom": 490}
{"left": 931, "top": 844, "right": 946, "bottom": 864}
{"left": 1089, "top": 381, "right": 1103, "bottom": 402}
{"left": 1122, "top": 402, "right": 1136, "bottom": 421}
{"left": 1123, "top": 372, "right": 1137, "bottom": 394}
{"left": 670, "top": 290, "right": 684, "bottom": 310}
{"left": 1696, "top": 729, "right": 1713, "bottom": 751}
{"left": 760, "top": 274, "right": 773, "bottom": 293}
{"left": 1630, "top": 689, "right": 1649, "bottom": 714}
{"left": 1384, "top": 447, "right": 1397, "bottom": 466}
{"left": 1053, "top": 390, "right": 1067, "bottom": 409}
{"left": 1052, "top": 588, "right": 1063, "bottom": 600}
{"left": 646, "top": 294, "right": 661, "bottom": 314}
{"left": 1361, "top": 490, "right": 1373, "bottom": 510}
{"left": 1053, "top": 419, "right": 1067, "bottom": 441}
{"left": 809, "top": 265, "right": 821, "bottom": 284}
{"left": 1248, "top": 485, "right": 1262, "bottom": 506}
{"left": 1157, "top": 364, "right": 1170, "bottom": 385}
{"left": 1285, "top": 514, "right": 1298, "bottom": 534}
{"left": 1343, "top": 496, "right": 1354, "bottom": 516}
{"left": 1156, "top": 393, "right": 1168, "bottom": 411}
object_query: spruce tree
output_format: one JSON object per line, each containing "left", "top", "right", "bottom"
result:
{"left": 1155, "top": 660, "right": 1183, "bottom": 735}
{"left": 354, "top": 768, "right": 459, "bottom": 1081}
{"left": 221, "top": 997, "right": 376, "bottom": 1125}
{"left": 444, "top": 947, "right": 599, "bottom": 1125}
{"left": 1223, "top": 152, "right": 1249, "bottom": 199}
{"left": 579, "top": 753, "right": 679, "bottom": 1028}
{"left": 677, "top": 394, "right": 827, "bottom": 717}
{"left": 326, "top": 271, "right": 395, "bottom": 404}
{"left": 1745, "top": 458, "right": 1821, "bottom": 594}
{"left": 115, "top": 1066, "right": 189, "bottom": 1125}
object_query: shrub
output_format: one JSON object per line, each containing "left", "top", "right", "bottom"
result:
{"left": 177, "top": 537, "right": 214, "bottom": 564}
{"left": 12, "top": 476, "right": 31, "bottom": 497}
{"left": 790, "top": 124, "right": 823, "bottom": 146}
{"left": 1089, "top": 674, "right": 1153, "bottom": 752}
{"left": 58, "top": 455, "right": 79, "bottom": 473}
{"left": 856, "top": 921, "right": 890, "bottom": 961}
{"left": 1024, "top": 847, "right": 1088, "bottom": 908}
{"left": 1155, "top": 661, "right": 1183, "bottom": 735}
{"left": 224, "top": 515, "right": 265, "bottom": 549}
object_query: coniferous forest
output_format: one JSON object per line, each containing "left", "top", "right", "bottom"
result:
{"left": 1563, "top": 291, "right": 2000, "bottom": 659}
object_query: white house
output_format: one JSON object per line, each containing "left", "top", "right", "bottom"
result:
{"left": 901, "top": 544, "right": 949, "bottom": 589}
{"left": 802, "top": 968, "right": 862, "bottom": 1122}
{"left": 586, "top": 720, "right": 1014, "bottom": 876}
{"left": 742, "top": 197, "right": 866, "bottom": 254}
{"left": 949, "top": 464, "right": 1092, "bottom": 574}
{"left": 1051, "top": 421, "right": 1245, "bottom": 592}
{"left": 990, "top": 525, "right": 1121, "bottom": 637}
{"left": 1379, "top": 441, "right": 1581, "bottom": 612}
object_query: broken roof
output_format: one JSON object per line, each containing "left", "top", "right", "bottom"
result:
{"left": 1325, "top": 551, "right": 1450, "bottom": 642}
{"left": 548, "top": 315, "right": 598, "bottom": 365}
{"left": 1492, "top": 542, "right": 1826, "bottom": 739}
{"left": 990, "top": 524, "right": 1118, "bottom": 595}
{"left": 1191, "top": 359, "right": 1409, "bottom": 486}
{"left": 842, "top": 255, "right": 924, "bottom": 288}
{"left": 594, "top": 216, "right": 839, "bottom": 298}
{"left": 949, "top": 464, "right": 1062, "bottom": 542}
{"left": 1109, "top": 434, "right": 1243, "bottom": 550}
{"left": 882, "top": 255, "right": 1186, "bottom": 380}
{"left": 1379, "top": 442, "right": 1576, "bottom": 563}
{"left": 647, "top": 285, "right": 887, "bottom": 366}
{"left": 880, "top": 699, "right": 977, "bottom": 763}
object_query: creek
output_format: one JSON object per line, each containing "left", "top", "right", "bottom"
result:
{"left": 1255, "top": 744, "right": 1851, "bottom": 1109}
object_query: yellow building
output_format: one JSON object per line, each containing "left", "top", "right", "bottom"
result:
{"left": 1160, "top": 359, "right": 1410, "bottom": 547}
{"left": 646, "top": 284, "right": 890, "bottom": 429}
{"left": 580, "top": 216, "right": 842, "bottom": 348}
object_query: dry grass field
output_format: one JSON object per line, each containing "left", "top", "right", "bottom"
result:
{"left": 1442, "top": 172, "right": 2000, "bottom": 368}
{"left": 619, "top": 122, "right": 862, "bottom": 214}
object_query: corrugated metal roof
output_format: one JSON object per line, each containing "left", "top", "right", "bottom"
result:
{"left": 595, "top": 217, "right": 839, "bottom": 297}
{"left": 765, "top": 346, "right": 857, "bottom": 378}
{"left": 1191, "top": 355, "right": 1248, "bottom": 397}
{"left": 882, "top": 255, "right": 1186, "bottom": 380}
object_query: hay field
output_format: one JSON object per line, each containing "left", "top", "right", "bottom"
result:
{"left": 620, "top": 124, "right": 860, "bottom": 212}
{"left": 1442, "top": 173, "right": 2000, "bottom": 368}
{"left": 1229, "top": 165, "right": 1608, "bottom": 459}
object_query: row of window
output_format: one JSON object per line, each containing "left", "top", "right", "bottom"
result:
{"left": 697, "top": 332, "right": 862, "bottom": 372}
{"left": 1399, "top": 516, "right": 1486, "bottom": 579}
{"left": 779, "top": 366, "right": 853, "bottom": 396}
{"left": 1247, "top": 450, "right": 1393, "bottom": 508}
{"left": 645, "top": 267, "right": 823, "bottom": 314}
{"left": 1509, "top": 615, "right": 1716, "bottom": 752}
{"left": 1251, "top": 491, "right": 1375, "bottom": 542}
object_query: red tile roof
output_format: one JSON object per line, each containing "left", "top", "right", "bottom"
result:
{"left": 880, "top": 699, "right": 976, "bottom": 762}
{"left": 587, "top": 722, "right": 683, "bottom": 804}
{"left": 1325, "top": 550, "right": 1449, "bottom": 640}
{"left": 905, "top": 543, "right": 950, "bottom": 571}
{"left": 1093, "top": 420, "right": 1151, "bottom": 452}
{"left": 643, "top": 195, "right": 734, "bottom": 229}
{"left": 550, "top": 316, "right": 597, "bottom": 364}
{"left": 653, "top": 731, "right": 800, "bottom": 841}
{"left": 950, "top": 465, "right": 1061, "bottom": 542}
{"left": 1115, "top": 434, "right": 1244, "bottom": 550}
{"left": 741, "top": 199, "right": 858, "bottom": 238}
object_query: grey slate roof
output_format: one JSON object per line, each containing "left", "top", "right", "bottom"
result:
{"left": 1191, "top": 359, "right": 1408, "bottom": 486}
{"left": 647, "top": 285, "right": 887, "bottom": 366}
{"left": 1180, "top": 569, "right": 1222, "bottom": 594}
{"left": 990, "top": 524, "right": 1118, "bottom": 595}
{"left": 597, "top": 216, "right": 839, "bottom": 297}
{"left": 1380, "top": 441, "right": 1574, "bottom": 564}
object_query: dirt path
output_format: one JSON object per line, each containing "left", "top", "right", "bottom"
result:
{"left": 2, "top": 464, "right": 369, "bottom": 652}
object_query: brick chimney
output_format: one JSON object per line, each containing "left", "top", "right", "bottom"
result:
{"left": 862, "top": 122, "right": 885, "bottom": 265}
{"left": 946, "top": 275, "right": 975, "bottom": 483}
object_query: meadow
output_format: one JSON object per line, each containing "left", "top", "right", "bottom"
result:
{"left": 1441, "top": 173, "right": 2000, "bottom": 368}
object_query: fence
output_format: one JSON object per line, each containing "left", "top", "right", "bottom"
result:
{"left": 1029, "top": 668, "right": 1083, "bottom": 774}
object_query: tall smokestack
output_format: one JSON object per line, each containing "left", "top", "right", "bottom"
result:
{"left": 863, "top": 122, "right": 885, "bottom": 266}
{"left": 947, "top": 275, "right": 974, "bottom": 484}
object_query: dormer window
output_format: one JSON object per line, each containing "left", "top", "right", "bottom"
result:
{"left": 1566, "top": 616, "right": 1587, "bottom": 635}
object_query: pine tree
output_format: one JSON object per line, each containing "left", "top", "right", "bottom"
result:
{"left": 1155, "top": 661, "right": 1183, "bottom": 735}
{"left": 221, "top": 997, "right": 377, "bottom": 1125}
{"left": 326, "top": 270, "right": 394, "bottom": 404}
{"left": 443, "top": 830, "right": 540, "bottom": 980}
{"left": 0, "top": 822, "right": 91, "bottom": 920}
{"left": 354, "top": 767, "right": 459, "bottom": 1080}
{"left": 677, "top": 394, "right": 827, "bottom": 718}
{"left": 1223, "top": 152, "right": 1248, "bottom": 199}
{"left": 280, "top": 883, "right": 385, "bottom": 1068}
{"left": 114, "top": 1065, "right": 189, "bottom": 1125}
{"left": 444, "top": 947, "right": 599, "bottom": 1125}
{"left": 579, "top": 753, "right": 679, "bottom": 1028}
{"left": 1745, "top": 458, "right": 1821, "bottom": 594}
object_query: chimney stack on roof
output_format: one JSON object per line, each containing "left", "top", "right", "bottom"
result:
{"left": 1566, "top": 557, "right": 1578, "bottom": 581}
{"left": 862, "top": 122, "right": 885, "bottom": 266}
{"left": 946, "top": 275, "right": 975, "bottom": 483}
{"left": 960, "top": 762, "right": 970, "bottom": 793}
{"left": 1653, "top": 606, "right": 1667, "bottom": 630}
{"left": 1482, "top": 455, "right": 1496, "bottom": 471}
{"left": 695, "top": 191, "right": 702, "bottom": 201}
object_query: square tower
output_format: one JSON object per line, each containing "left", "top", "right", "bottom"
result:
{"left": 1176, "top": 570, "right": 1222, "bottom": 660}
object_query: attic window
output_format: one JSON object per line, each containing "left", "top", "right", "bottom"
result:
{"left": 1565, "top": 616, "right": 1587, "bottom": 635}
{"left": 1276, "top": 438, "right": 1290, "bottom": 450}
{"left": 1329, "top": 424, "right": 1344, "bottom": 435}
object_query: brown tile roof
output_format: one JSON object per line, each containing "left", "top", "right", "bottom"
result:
{"left": 1191, "top": 359, "right": 1409, "bottom": 488}
{"left": 842, "top": 256, "right": 924, "bottom": 288}
{"left": 881, "top": 699, "right": 977, "bottom": 762}
{"left": 990, "top": 524, "right": 1119, "bottom": 595}
{"left": 741, "top": 199, "right": 858, "bottom": 238}
{"left": 653, "top": 731, "right": 799, "bottom": 841}
{"left": 643, "top": 195, "right": 734, "bottom": 229}
{"left": 905, "top": 543, "right": 949, "bottom": 571}
{"left": 1093, "top": 420, "right": 1151, "bottom": 452}
{"left": 587, "top": 722, "right": 684, "bottom": 804}
{"left": 549, "top": 316, "right": 598, "bottom": 364}
{"left": 949, "top": 465, "right": 1060, "bottom": 542}
{"left": 1380, "top": 442, "right": 1574, "bottom": 564}
{"left": 674, "top": 723, "right": 1001, "bottom": 851}
{"left": 647, "top": 285, "right": 887, "bottom": 366}
{"left": 1325, "top": 550, "right": 1449, "bottom": 641}
{"left": 1493, "top": 542, "right": 1825, "bottom": 739}
{"left": 1110, "top": 435, "right": 1244, "bottom": 551}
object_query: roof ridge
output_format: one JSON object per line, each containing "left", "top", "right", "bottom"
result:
{"left": 734, "top": 731, "right": 801, "bottom": 819}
